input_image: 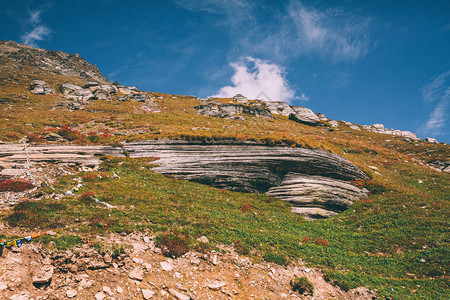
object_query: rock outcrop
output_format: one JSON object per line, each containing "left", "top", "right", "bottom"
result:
{"left": 195, "top": 103, "right": 274, "bottom": 119}
{"left": 0, "top": 39, "right": 108, "bottom": 83}
{"left": 288, "top": 106, "right": 324, "bottom": 127}
{"left": 29, "top": 80, "right": 55, "bottom": 95}
{"left": 0, "top": 140, "right": 368, "bottom": 218}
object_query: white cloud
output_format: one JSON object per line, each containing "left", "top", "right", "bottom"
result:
{"left": 21, "top": 9, "right": 51, "bottom": 47}
{"left": 210, "top": 57, "right": 297, "bottom": 102}
{"left": 269, "top": 1, "right": 370, "bottom": 62}
{"left": 420, "top": 70, "right": 450, "bottom": 137}
{"left": 22, "top": 25, "right": 51, "bottom": 47}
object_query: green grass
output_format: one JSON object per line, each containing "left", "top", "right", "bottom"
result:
{"left": 5, "top": 157, "right": 448, "bottom": 299}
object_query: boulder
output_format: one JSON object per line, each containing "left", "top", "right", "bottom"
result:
{"left": 93, "top": 89, "right": 110, "bottom": 100}
{"left": 289, "top": 106, "right": 323, "bottom": 126}
{"left": 99, "top": 84, "right": 118, "bottom": 94}
{"left": 83, "top": 81, "right": 99, "bottom": 88}
{"left": 349, "top": 125, "right": 361, "bottom": 131}
{"left": 316, "top": 113, "right": 328, "bottom": 121}
{"left": 60, "top": 83, "right": 95, "bottom": 101}
{"left": 129, "top": 94, "right": 147, "bottom": 102}
{"left": 328, "top": 120, "right": 339, "bottom": 127}
{"left": 29, "top": 80, "right": 55, "bottom": 95}
{"left": 118, "top": 87, "right": 133, "bottom": 95}
{"left": 32, "top": 265, "right": 53, "bottom": 284}
{"left": 59, "top": 83, "right": 82, "bottom": 94}
{"left": 263, "top": 101, "right": 295, "bottom": 116}
{"left": 425, "top": 137, "right": 438, "bottom": 143}
{"left": 233, "top": 94, "right": 248, "bottom": 104}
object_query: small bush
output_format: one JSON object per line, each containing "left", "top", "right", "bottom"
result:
{"left": 79, "top": 192, "right": 95, "bottom": 204}
{"left": 234, "top": 240, "right": 250, "bottom": 255}
{"left": 0, "top": 178, "right": 35, "bottom": 192}
{"left": 263, "top": 251, "right": 288, "bottom": 265}
{"left": 41, "top": 235, "right": 83, "bottom": 250}
{"left": 7, "top": 201, "right": 67, "bottom": 228}
{"left": 290, "top": 277, "right": 314, "bottom": 295}
{"left": 155, "top": 231, "right": 189, "bottom": 258}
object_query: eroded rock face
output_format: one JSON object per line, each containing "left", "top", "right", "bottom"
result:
{"left": 263, "top": 101, "right": 295, "bottom": 116}
{"left": 29, "top": 79, "right": 55, "bottom": 95}
{"left": 0, "top": 140, "right": 368, "bottom": 218}
{"left": 195, "top": 103, "right": 274, "bottom": 119}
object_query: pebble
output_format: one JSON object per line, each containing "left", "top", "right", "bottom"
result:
{"left": 66, "top": 289, "right": 77, "bottom": 298}
{"left": 117, "top": 285, "right": 123, "bottom": 293}
{"left": 103, "top": 286, "right": 113, "bottom": 296}
{"left": 160, "top": 261, "right": 173, "bottom": 271}
{"left": 95, "top": 292, "right": 105, "bottom": 300}
{"left": 142, "top": 289, "right": 155, "bottom": 299}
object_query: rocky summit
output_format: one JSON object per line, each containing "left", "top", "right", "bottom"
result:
{"left": 0, "top": 41, "right": 448, "bottom": 299}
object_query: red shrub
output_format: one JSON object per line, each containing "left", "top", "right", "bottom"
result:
{"left": 241, "top": 204, "right": 251, "bottom": 212}
{"left": 0, "top": 178, "right": 35, "bottom": 192}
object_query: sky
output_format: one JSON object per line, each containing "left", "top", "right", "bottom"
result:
{"left": 1, "top": 0, "right": 449, "bottom": 142}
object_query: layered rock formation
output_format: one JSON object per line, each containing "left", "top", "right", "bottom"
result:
{"left": 0, "top": 140, "right": 368, "bottom": 218}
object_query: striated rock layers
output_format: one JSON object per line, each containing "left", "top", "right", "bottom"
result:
{"left": 0, "top": 140, "right": 368, "bottom": 218}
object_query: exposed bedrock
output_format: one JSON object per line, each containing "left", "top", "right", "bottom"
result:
{"left": 0, "top": 140, "right": 368, "bottom": 218}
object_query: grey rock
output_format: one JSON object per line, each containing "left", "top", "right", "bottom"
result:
{"left": 29, "top": 79, "right": 55, "bottom": 95}
{"left": 289, "top": 106, "right": 323, "bottom": 126}
{"left": 233, "top": 94, "right": 248, "bottom": 104}
{"left": 425, "top": 137, "right": 438, "bottom": 143}
{"left": 59, "top": 83, "right": 82, "bottom": 94}
{"left": 349, "top": 125, "right": 361, "bottom": 131}
{"left": 93, "top": 89, "right": 110, "bottom": 100}
{"left": 0, "top": 140, "right": 368, "bottom": 218}
{"left": 83, "top": 81, "right": 99, "bottom": 88}
{"left": 118, "top": 87, "right": 133, "bottom": 95}
{"left": 195, "top": 103, "right": 273, "bottom": 119}
{"left": 263, "top": 101, "right": 295, "bottom": 116}
{"left": 129, "top": 93, "right": 147, "bottom": 102}
{"left": 316, "top": 113, "right": 328, "bottom": 121}
{"left": 99, "top": 84, "right": 118, "bottom": 94}
{"left": 328, "top": 120, "right": 339, "bottom": 127}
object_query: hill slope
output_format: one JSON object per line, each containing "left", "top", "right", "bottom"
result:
{"left": 0, "top": 41, "right": 449, "bottom": 299}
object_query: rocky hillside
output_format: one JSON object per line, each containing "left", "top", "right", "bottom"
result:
{"left": 0, "top": 41, "right": 449, "bottom": 299}
{"left": 0, "top": 40, "right": 108, "bottom": 83}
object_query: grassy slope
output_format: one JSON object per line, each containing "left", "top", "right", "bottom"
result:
{"left": 1, "top": 59, "right": 449, "bottom": 299}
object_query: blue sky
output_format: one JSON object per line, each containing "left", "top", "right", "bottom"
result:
{"left": 1, "top": 0, "right": 449, "bottom": 142}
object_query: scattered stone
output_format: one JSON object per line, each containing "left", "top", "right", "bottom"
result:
{"left": 129, "top": 267, "right": 145, "bottom": 281}
{"left": 328, "top": 120, "right": 339, "bottom": 127}
{"left": 66, "top": 289, "right": 77, "bottom": 298}
{"left": 196, "top": 236, "right": 209, "bottom": 244}
{"left": 168, "top": 288, "right": 190, "bottom": 300}
{"left": 142, "top": 289, "right": 155, "bottom": 299}
{"left": 103, "top": 286, "right": 113, "bottom": 296}
{"left": 0, "top": 282, "right": 7, "bottom": 290}
{"left": 116, "top": 285, "right": 123, "bottom": 293}
{"left": 32, "top": 265, "right": 53, "bottom": 284}
{"left": 160, "top": 261, "right": 173, "bottom": 271}
{"left": 95, "top": 292, "right": 105, "bottom": 300}
{"left": 207, "top": 281, "right": 226, "bottom": 291}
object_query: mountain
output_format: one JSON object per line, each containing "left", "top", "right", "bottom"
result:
{"left": 0, "top": 41, "right": 448, "bottom": 299}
